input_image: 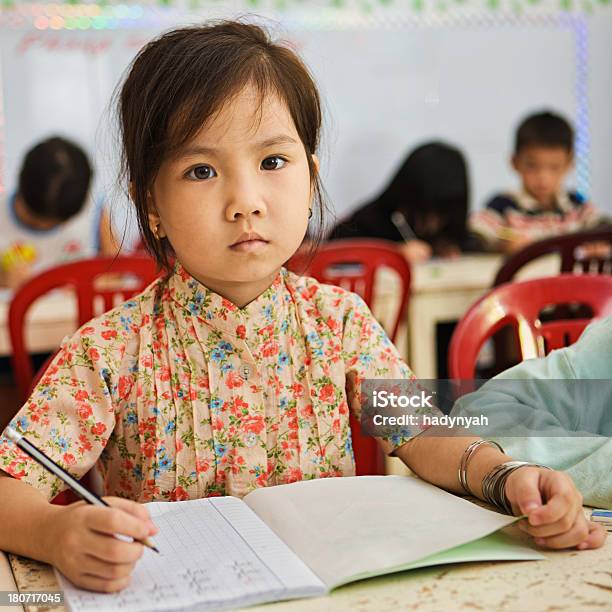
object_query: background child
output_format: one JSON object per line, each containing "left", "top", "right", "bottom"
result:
{"left": 470, "top": 111, "right": 603, "bottom": 254}
{"left": 0, "top": 22, "right": 603, "bottom": 594}
{"left": 0, "top": 136, "right": 117, "bottom": 289}
{"left": 330, "top": 141, "right": 479, "bottom": 263}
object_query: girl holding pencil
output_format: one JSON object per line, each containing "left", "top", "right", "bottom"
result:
{"left": 0, "top": 21, "right": 605, "bottom": 594}
{"left": 329, "top": 141, "right": 475, "bottom": 262}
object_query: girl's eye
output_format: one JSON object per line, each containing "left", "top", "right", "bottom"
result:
{"left": 187, "top": 165, "right": 216, "bottom": 180}
{"left": 261, "top": 156, "right": 287, "bottom": 171}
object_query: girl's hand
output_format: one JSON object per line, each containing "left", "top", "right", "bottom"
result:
{"left": 49, "top": 496, "right": 158, "bottom": 592}
{"left": 505, "top": 467, "right": 607, "bottom": 550}
{"left": 399, "top": 240, "right": 432, "bottom": 264}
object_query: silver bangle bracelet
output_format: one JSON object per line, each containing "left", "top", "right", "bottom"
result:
{"left": 458, "top": 439, "right": 504, "bottom": 496}
{"left": 482, "top": 461, "right": 552, "bottom": 515}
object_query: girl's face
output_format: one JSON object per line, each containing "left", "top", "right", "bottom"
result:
{"left": 149, "top": 85, "right": 318, "bottom": 307}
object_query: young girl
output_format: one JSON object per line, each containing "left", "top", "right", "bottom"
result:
{"left": 0, "top": 21, "right": 605, "bottom": 594}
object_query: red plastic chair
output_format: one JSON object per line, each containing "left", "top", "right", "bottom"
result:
{"left": 9, "top": 256, "right": 160, "bottom": 401}
{"left": 487, "top": 230, "right": 612, "bottom": 375}
{"left": 494, "top": 229, "right": 612, "bottom": 286}
{"left": 292, "top": 239, "right": 411, "bottom": 343}
{"left": 448, "top": 274, "right": 612, "bottom": 380}
{"left": 8, "top": 256, "right": 160, "bottom": 505}
{"left": 289, "top": 239, "right": 412, "bottom": 476}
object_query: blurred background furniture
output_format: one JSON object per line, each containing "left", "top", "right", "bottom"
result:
{"left": 5, "top": 255, "right": 159, "bottom": 504}
{"left": 494, "top": 228, "right": 612, "bottom": 285}
{"left": 9, "top": 255, "right": 159, "bottom": 402}
{"left": 448, "top": 274, "right": 612, "bottom": 379}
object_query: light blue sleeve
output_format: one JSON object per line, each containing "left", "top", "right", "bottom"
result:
{"left": 452, "top": 316, "right": 612, "bottom": 507}
{"left": 561, "top": 315, "right": 612, "bottom": 380}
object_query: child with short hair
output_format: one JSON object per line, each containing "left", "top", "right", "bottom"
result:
{"left": 471, "top": 111, "right": 601, "bottom": 254}
{"left": 0, "top": 23, "right": 604, "bottom": 594}
{"left": 0, "top": 136, "right": 116, "bottom": 289}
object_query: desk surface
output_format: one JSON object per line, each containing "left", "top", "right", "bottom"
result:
{"left": 2, "top": 515, "right": 610, "bottom": 612}
{"left": 377, "top": 253, "right": 559, "bottom": 295}
{"left": 0, "top": 291, "right": 77, "bottom": 358}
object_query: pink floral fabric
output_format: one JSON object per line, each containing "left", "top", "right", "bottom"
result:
{"left": 0, "top": 264, "right": 433, "bottom": 502}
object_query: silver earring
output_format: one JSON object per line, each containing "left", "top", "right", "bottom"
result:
{"left": 308, "top": 208, "right": 313, "bottom": 219}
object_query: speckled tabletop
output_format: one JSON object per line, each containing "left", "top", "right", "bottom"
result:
{"left": 3, "top": 519, "right": 611, "bottom": 612}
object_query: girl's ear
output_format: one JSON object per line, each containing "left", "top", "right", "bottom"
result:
{"left": 130, "top": 180, "right": 167, "bottom": 240}
{"left": 147, "top": 212, "right": 167, "bottom": 240}
{"left": 145, "top": 191, "right": 167, "bottom": 239}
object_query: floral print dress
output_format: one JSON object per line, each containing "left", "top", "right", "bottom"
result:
{"left": 0, "top": 264, "right": 433, "bottom": 502}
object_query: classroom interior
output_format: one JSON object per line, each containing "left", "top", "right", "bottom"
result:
{"left": 1, "top": 0, "right": 611, "bottom": 424}
{"left": 0, "top": 1, "right": 611, "bottom": 610}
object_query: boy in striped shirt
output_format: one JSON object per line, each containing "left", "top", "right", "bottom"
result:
{"left": 471, "top": 111, "right": 602, "bottom": 254}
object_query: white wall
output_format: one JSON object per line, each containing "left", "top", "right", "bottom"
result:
{"left": 586, "top": 13, "right": 612, "bottom": 218}
{"left": 1, "top": 5, "right": 610, "bottom": 241}
{"left": 298, "top": 25, "right": 577, "bottom": 219}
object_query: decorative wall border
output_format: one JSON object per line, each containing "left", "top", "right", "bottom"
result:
{"left": 0, "top": 5, "right": 591, "bottom": 196}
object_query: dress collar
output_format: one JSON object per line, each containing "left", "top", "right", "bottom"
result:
{"left": 167, "top": 262, "right": 288, "bottom": 338}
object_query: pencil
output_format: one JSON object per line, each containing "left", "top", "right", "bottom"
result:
{"left": 391, "top": 210, "right": 417, "bottom": 242}
{"left": 4, "top": 427, "right": 159, "bottom": 553}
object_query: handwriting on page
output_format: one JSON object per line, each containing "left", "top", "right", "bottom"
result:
{"left": 57, "top": 498, "right": 290, "bottom": 612}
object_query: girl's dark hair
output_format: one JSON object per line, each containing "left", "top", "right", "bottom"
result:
{"left": 19, "top": 136, "right": 92, "bottom": 222}
{"left": 118, "top": 20, "right": 328, "bottom": 270}
{"left": 376, "top": 141, "right": 469, "bottom": 247}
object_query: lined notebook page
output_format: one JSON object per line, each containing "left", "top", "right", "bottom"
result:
{"left": 56, "top": 497, "right": 325, "bottom": 612}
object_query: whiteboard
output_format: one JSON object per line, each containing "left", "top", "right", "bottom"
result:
{"left": 1, "top": 11, "right": 609, "bottom": 244}
{"left": 296, "top": 25, "right": 577, "bottom": 220}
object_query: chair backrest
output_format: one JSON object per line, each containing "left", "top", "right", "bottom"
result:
{"left": 289, "top": 239, "right": 411, "bottom": 476}
{"left": 448, "top": 274, "right": 612, "bottom": 379}
{"left": 494, "top": 229, "right": 612, "bottom": 286}
{"left": 295, "top": 239, "right": 411, "bottom": 344}
{"left": 9, "top": 256, "right": 160, "bottom": 400}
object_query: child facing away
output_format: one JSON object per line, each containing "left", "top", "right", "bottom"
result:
{"left": 0, "top": 136, "right": 117, "bottom": 289}
{"left": 0, "top": 22, "right": 605, "bottom": 593}
{"left": 330, "top": 141, "right": 477, "bottom": 263}
{"left": 470, "top": 111, "right": 603, "bottom": 254}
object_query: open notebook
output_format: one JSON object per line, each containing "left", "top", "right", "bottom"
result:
{"left": 56, "top": 476, "right": 544, "bottom": 611}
